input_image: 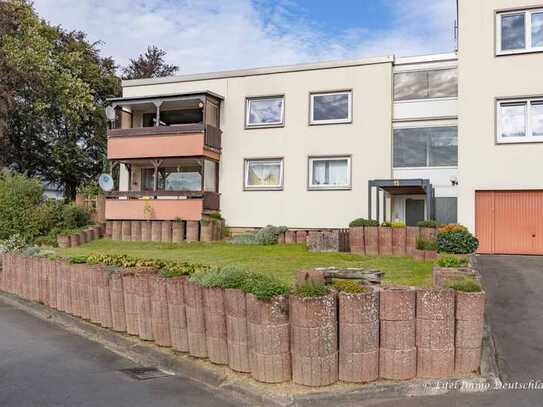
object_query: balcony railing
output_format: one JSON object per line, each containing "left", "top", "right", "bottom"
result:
{"left": 105, "top": 191, "right": 220, "bottom": 221}
{"left": 107, "top": 124, "right": 221, "bottom": 160}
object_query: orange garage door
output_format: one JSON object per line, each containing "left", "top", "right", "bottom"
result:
{"left": 476, "top": 190, "right": 543, "bottom": 255}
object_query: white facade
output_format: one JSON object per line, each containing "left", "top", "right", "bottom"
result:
{"left": 115, "top": 0, "right": 543, "bottom": 232}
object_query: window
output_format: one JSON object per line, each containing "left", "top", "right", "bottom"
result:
{"left": 394, "top": 69, "right": 458, "bottom": 101}
{"left": 435, "top": 197, "right": 458, "bottom": 225}
{"left": 310, "top": 91, "right": 352, "bottom": 124}
{"left": 497, "top": 8, "right": 543, "bottom": 54}
{"left": 308, "top": 156, "right": 351, "bottom": 190}
{"left": 393, "top": 126, "right": 458, "bottom": 168}
{"left": 246, "top": 96, "right": 284, "bottom": 128}
{"left": 204, "top": 160, "right": 218, "bottom": 192}
{"left": 244, "top": 159, "right": 283, "bottom": 190}
{"left": 497, "top": 98, "right": 543, "bottom": 143}
{"left": 142, "top": 167, "right": 202, "bottom": 191}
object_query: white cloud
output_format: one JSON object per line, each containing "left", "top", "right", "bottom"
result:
{"left": 32, "top": 0, "right": 457, "bottom": 75}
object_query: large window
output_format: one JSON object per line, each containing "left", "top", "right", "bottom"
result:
{"left": 497, "top": 8, "right": 543, "bottom": 54}
{"left": 246, "top": 96, "right": 284, "bottom": 128}
{"left": 308, "top": 156, "right": 351, "bottom": 190}
{"left": 393, "top": 126, "right": 458, "bottom": 168}
{"left": 244, "top": 159, "right": 283, "bottom": 190}
{"left": 435, "top": 197, "right": 458, "bottom": 225}
{"left": 497, "top": 98, "right": 543, "bottom": 143}
{"left": 142, "top": 167, "right": 202, "bottom": 191}
{"left": 394, "top": 69, "right": 457, "bottom": 101}
{"left": 310, "top": 91, "right": 352, "bottom": 124}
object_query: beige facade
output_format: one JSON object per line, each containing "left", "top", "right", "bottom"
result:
{"left": 457, "top": 0, "right": 543, "bottom": 231}
{"left": 120, "top": 58, "right": 394, "bottom": 228}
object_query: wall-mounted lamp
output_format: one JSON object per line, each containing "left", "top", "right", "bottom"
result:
{"left": 449, "top": 175, "right": 459, "bottom": 186}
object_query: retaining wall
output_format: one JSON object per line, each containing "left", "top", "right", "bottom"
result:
{"left": 0, "top": 255, "right": 486, "bottom": 387}
{"left": 107, "top": 220, "right": 224, "bottom": 243}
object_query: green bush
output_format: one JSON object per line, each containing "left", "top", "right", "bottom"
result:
{"left": 349, "top": 218, "right": 379, "bottom": 227}
{"left": 417, "top": 220, "right": 439, "bottom": 228}
{"left": 294, "top": 280, "right": 329, "bottom": 297}
{"left": 381, "top": 221, "right": 392, "bottom": 227}
{"left": 61, "top": 203, "right": 91, "bottom": 230}
{"left": 391, "top": 220, "right": 406, "bottom": 228}
{"left": 436, "top": 229, "right": 479, "bottom": 254}
{"left": 416, "top": 236, "right": 437, "bottom": 251}
{"left": 229, "top": 225, "right": 287, "bottom": 245}
{"left": 332, "top": 279, "right": 369, "bottom": 294}
{"left": 0, "top": 171, "right": 50, "bottom": 241}
{"left": 241, "top": 273, "right": 290, "bottom": 300}
{"left": 444, "top": 277, "right": 482, "bottom": 292}
{"left": 437, "top": 254, "right": 468, "bottom": 268}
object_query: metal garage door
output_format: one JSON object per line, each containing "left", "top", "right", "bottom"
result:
{"left": 476, "top": 191, "right": 543, "bottom": 255}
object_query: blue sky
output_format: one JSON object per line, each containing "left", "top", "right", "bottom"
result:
{"left": 32, "top": 0, "right": 457, "bottom": 75}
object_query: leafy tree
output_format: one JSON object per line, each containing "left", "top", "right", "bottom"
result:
{"left": 122, "top": 45, "right": 179, "bottom": 79}
{"left": 0, "top": 0, "right": 120, "bottom": 199}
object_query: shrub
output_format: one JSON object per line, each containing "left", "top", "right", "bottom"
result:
{"left": 229, "top": 225, "right": 287, "bottom": 245}
{"left": 332, "top": 279, "right": 369, "bottom": 294}
{"left": 391, "top": 220, "right": 406, "bottom": 228}
{"left": 61, "top": 203, "right": 91, "bottom": 230}
{"left": 241, "top": 273, "right": 290, "bottom": 300}
{"left": 34, "top": 234, "right": 59, "bottom": 248}
{"left": 437, "top": 254, "right": 468, "bottom": 268}
{"left": 416, "top": 236, "right": 437, "bottom": 251}
{"left": 190, "top": 265, "right": 248, "bottom": 288}
{"left": 438, "top": 223, "right": 468, "bottom": 234}
{"left": 0, "top": 234, "right": 27, "bottom": 253}
{"left": 436, "top": 229, "right": 479, "bottom": 254}
{"left": 381, "top": 221, "right": 392, "bottom": 227}
{"left": 417, "top": 220, "right": 439, "bottom": 228}
{"left": 349, "top": 218, "right": 379, "bottom": 227}
{"left": 445, "top": 277, "right": 482, "bottom": 292}
{"left": 294, "top": 279, "right": 329, "bottom": 297}
{"left": 0, "top": 171, "right": 49, "bottom": 241}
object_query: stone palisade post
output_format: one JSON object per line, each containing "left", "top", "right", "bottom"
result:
{"left": 203, "top": 287, "right": 228, "bottom": 364}
{"left": 183, "top": 280, "right": 208, "bottom": 358}
{"left": 166, "top": 277, "right": 189, "bottom": 352}
{"left": 172, "top": 221, "right": 184, "bottom": 242}
{"left": 378, "top": 226, "right": 393, "bottom": 256}
{"left": 392, "top": 227, "right": 407, "bottom": 256}
{"left": 416, "top": 288, "right": 455, "bottom": 378}
{"left": 150, "top": 275, "right": 172, "bottom": 347}
{"left": 109, "top": 271, "right": 127, "bottom": 332}
{"left": 379, "top": 286, "right": 417, "bottom": 380}
{"left": 405, "top": 226, "right": 419, "bottom": 257}
{"left": 130, "top": 220, "right": 141, "bottom": 241}
{"left": 338, "top": 287, "right": 380, "bottom": 383}
{"left": 96, "top": 266, "right": 113, "bottom": 328}
{"left": 247, "top": 294, "right": 291, "bottom": 383}
{"left": 122, "top": 271, "right": 139, "bottom": 335}
{"left": 349, "top": 226, "right": 365, "bottom": 255}
{"left": 364, "top": 226, "right": 379, "bottom": 256}
{"left": 121, "top": 221, "right": 131, "bottom": 241}
{"left": 135, "top": 270, "right": 155, "bottom": 341}
{"left": 291, "top": 292, "right": 338, "bottom": 386}
{"left": 224, "top": 288, "right": 251, "bottom": 373}
{"left": 161, "top": 221, "right": 172, "bottom": 243}
{"left": 141, "top": 221, "right": 152, "bottom": 241}
{"left": 284, "top": 230, "right": 296, "bottom": 244}
{"left": 454, "top": 290, "right": 486, "bottom": 374}
{"left": 151, "top": 221, "right": 162, "bottom": 242}
{"left": 186, "top": 221, "right": 199, "bottom": 242}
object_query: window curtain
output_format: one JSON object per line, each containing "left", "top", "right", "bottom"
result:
{"left": 312, "top": 160, "right": 348, "bottom": 186}
{"left": 248, "top": 163, "right": 280, "bottom": 185}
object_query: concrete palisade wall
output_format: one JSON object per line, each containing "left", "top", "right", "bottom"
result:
{"left": 0, "top": 255, "right": 486, "bottom": 387}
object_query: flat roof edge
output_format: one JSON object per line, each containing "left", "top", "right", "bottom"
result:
{"left": 394, "top": 52, "right": 458, "bottom": 65}
{"left": 122, "top": 55, "right": 395, "bottom": 87}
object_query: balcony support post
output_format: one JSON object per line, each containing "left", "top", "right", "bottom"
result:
{"left": 151, "top": 159, "right": 163, "bottom": 194}
{"left": 153, "top": 101, "right": 163, "bottom": 127}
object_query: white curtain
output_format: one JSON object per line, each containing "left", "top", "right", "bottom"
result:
{"left": 248, "top": 163, "right": 280, "bottom": 185}
{"left": 312, "top": 159, "right": 347, "bottom": 186}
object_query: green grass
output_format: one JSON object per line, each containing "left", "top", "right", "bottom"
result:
{"left": 55, "top": 240, "right": 433, "bottom": 287}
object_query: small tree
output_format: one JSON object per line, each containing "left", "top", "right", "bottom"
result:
{"left": 122, "top": 46, "right": 179, "bottom": 80}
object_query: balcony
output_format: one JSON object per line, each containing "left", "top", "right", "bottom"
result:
{"left": 107, "top": 91, "right": 222, "bottom": 161}
{"left": 105, "top": 156, "right": 220, "bottom": 221}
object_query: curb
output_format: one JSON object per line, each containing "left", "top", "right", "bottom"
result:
{"left": 0, "top": 291, "right": 499, "bottom": 406}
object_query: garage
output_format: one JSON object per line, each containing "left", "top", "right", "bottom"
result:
{"left": 476, "top": 190, "right": 543, "bottom": 255}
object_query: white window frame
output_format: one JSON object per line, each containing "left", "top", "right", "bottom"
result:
{"left": 496, "top": 8, "right": 543, "bottom": 55}
{"left": 497, "top": 98, "right": 543, "bottom": 144}
{"left": 308, "top": 156, "right": 352, "bottom": 190}
{"left": 309, "top": 91, "right": 352, "bottom": 125}
{"left": 245, "top": 96, "right": 285, "bottom": 128}
{"left": 243, "top": 158, "right": 284, "bottom": 190}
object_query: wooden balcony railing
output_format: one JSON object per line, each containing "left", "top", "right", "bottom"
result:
{"left": 106, "top": 191, "right": 220, "bottom": 211}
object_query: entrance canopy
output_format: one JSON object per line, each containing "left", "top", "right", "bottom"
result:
{"left": 368, "top": 179, "right": 435, "bottom": 223}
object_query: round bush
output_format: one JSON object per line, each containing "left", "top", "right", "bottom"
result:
{"left": 61, "top": 203, "right": 91, "bottom": 229}
{"left": 437, "top": 230, "right": 479, "bottom": 254}
{"left": 349, "top": 218, "right": 379, "bottom": 227}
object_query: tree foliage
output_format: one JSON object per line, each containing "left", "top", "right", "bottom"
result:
{"left": 122, "top": 45, "right": 179, "bottom": 80}
{"left": 0, "top": 0, "right": 120, "bottom": 199}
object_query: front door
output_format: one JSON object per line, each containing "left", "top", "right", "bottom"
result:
{"left": 405, "top": 199, "right": 425, "bottom": 226}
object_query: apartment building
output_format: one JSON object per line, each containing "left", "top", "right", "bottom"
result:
{"left": 106, "top": 0, "right": 543, "bottom": 255}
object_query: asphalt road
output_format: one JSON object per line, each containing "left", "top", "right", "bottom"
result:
{"left": 0, "top": 301, "right": 239, "bottom": 407}
{"left": 2, "top": 255, "right": 543, "bottom": 406}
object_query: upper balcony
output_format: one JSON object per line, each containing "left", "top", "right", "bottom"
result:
{"left": 107, "top": 91, "right": 223, "bottom": 161}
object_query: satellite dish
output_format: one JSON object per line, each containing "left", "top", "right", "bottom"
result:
{"left": 105, "top": 106, "right": 116, "bottom": 122}
{"left": 98, "top": 173, "right": 114, "bottom": 192}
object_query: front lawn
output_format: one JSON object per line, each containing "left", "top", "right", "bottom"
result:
{"left": 55, "top": 240, "right": 433, "bottom": 287}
